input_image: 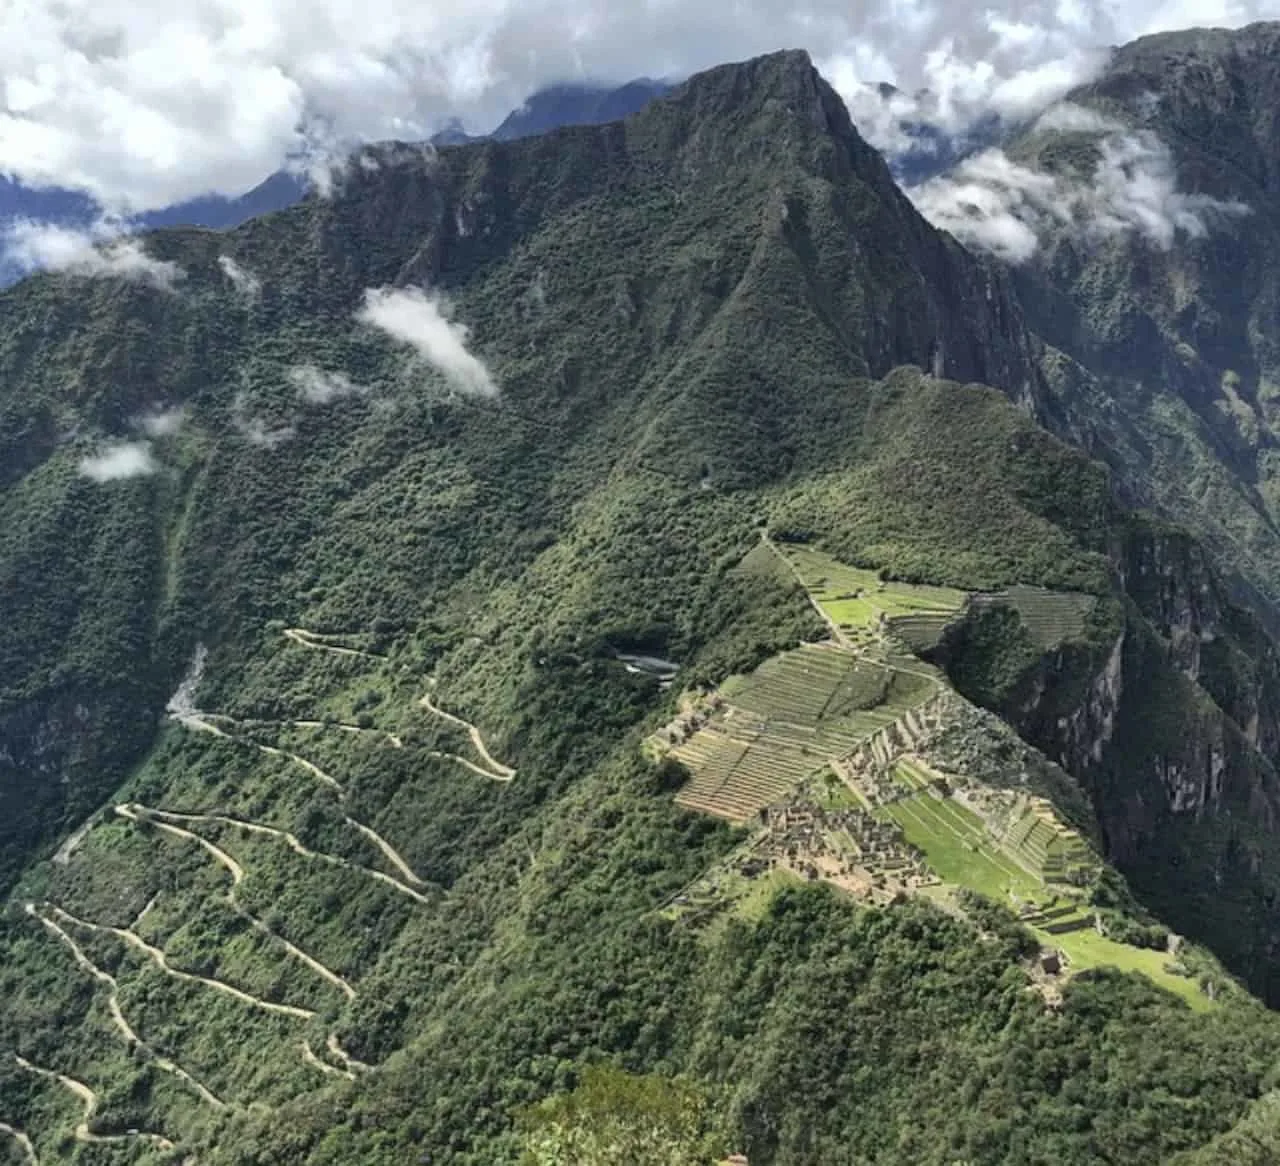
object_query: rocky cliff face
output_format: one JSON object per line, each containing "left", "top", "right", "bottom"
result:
{"left": 994, "top": 23, "right": 1280, "bottom": 614}
{"left": 942, "top": 517, "right": 1280, "bottom": 997}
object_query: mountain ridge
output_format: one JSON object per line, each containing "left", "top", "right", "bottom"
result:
{"left": 2, "top": 40, "right": 1280, "bottom": 1164}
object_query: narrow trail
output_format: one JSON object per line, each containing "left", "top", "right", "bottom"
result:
{"left": 426, "top": 749, "right": 513, "bottom": 783}
{"left": 0, "top": 1121, "right": 36, "bottom": 1165}
{"left": 222, "top": 716, "right": 405, "bottom": 749}
{"left": 130, "top": 893, "right": 160, "bottom": 932}
{"left": 762, "top": 533, "right": 851, "bottom": 649}
{"left": 300, "top": 1041, "right": 355, "bottom": 1082}
{"left": 47, "top": 904, "right": 316, "bottom": 1020}
{"left": 14, "top": 1055, "right": 175, "bottom": 1151}
{"left": 283, "top": 628, "right": 383, "bottom": 660}
{"left": 140, "top": 806, "right": 431, "bottom": 907}
{"left": 115, "top": 805, "right": 357, "bottom": 1001}
{"left": 325, "top": 1034, "right": 371, "bottom": 1074}
{"left": 344, "top": 818, "right": 425, "bottom": 887}
{"left": 419, "top": 691, "right": 516, "bottom": 782}
{"left": 24, "top": 904, "right": 226, "bottom": 1110}
{"left": 282, "top": 624, "right": 516, "bottom": 783}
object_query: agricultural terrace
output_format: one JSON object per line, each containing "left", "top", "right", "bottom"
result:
{"left": 970, "top": 585, "right": 1097, "bottom": 650}
{"left": 777, "top": 543, "right": 968, "bottom": 650}
{"left": 662, "top": 643, "right": 940, "bottom": 821}
{"left": 878, "top": 763, "right": 1207, "bottom": 1008}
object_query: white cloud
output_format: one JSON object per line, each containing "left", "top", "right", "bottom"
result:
{"left": 1033, "top": 101, "right": 1124, "bottom": 134}
{"left": 3, "top": 220, "right": 183, "bottom": 287}
{"left": 79, "top": 440, "right": 156, "bottom": 481}
{"left": 288, "top": 363, "right": 367, "bottom": 403}
{"left": 1, "top": 1, "right": 1278, "bottom": 212}
{"left": 137, "top": 406, "right": 185, "bottom": 437}
{"left": 238, "top": 419, "right": 296, "bottom": 448}
{"left": 218, "top": 255, "right": 261, "bottom": 297}
{"left": 356, "top": 286, "right": 496, "bottom": 396}
{"left": 910, "top": 127, "right": 1250, "bottom": 262}
{"left": 232, "top": 391, "right": 295, "bottom": 448}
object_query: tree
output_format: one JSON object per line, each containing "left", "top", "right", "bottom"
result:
{"left": 517, "top": 1065, "right": 724, "bottom": 1166}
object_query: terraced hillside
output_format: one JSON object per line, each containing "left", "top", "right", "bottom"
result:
{"left": 664, "top": 541, "right": 1217, "bottom": 1010}
{"left": 659, "top": 641, "right": 940, "bottom": 820}
{"left": 778, "top": 541, "right": 969, "bottom": 650}
{"left": 969, "top": 585, "right": 1098, "bottom": 650}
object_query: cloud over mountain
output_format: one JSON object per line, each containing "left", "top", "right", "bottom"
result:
{"left": 357, "top": 287, "right": 496, "bottom": 397}
{"left": 3, "top": 220, "right": 183, "bottom": 287}
{"left": 218, "top": 256, "right": 261, "bottom": 297}
{"left": 289, "top": 364, "right": 367, "bottom": 403}
{"left": 79, "top": 441, "right": 157, "bottom": 481}
{"left": 909, "top": 116, "right": 1251, "bottom": 261}
{"left": 1, "top": 0, "right": 1276, "bottom": 213}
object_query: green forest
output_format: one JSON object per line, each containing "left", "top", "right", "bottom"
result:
{"left": 4, "top": 31, "right": 1280, "bottom": 1165}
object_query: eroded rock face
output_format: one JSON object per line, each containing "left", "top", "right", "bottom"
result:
{"left": 0, "top": 687, "right": 156, "bottom": 889}
{"left": 939, "top": 517, "right": 1280, "bottom": 996}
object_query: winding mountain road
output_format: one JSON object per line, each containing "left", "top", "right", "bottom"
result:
{"left": 280, "top": 624, "right": 516, "bottom": 783}
{"left": 138, "top": 806, "right": 430, "bottom": 906}
{"left": 115, "top": 804, "right": 357, "bottom": 1001}
{"left": 419, "top": 690, "right": 516, "bottom": 782}
{"left": 14, "top": 1055, "right": 175, "bottom": 1151}
{"left": 300, "top": 1040, "right": 356, "bottom": 1082}
{"left": 0, "top": 1121, "right": 36, "bottom": 1164}
{"left": 46, "top": 904, "right": 315, "bottom": 1020}
{"left": 24, "top": 903, "right": 225, "bottom": 1110}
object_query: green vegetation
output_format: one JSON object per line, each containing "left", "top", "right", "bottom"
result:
{"left": 882, "top": 789, "right": 1039, "bottom": 901}
{"left": 516, "top": 1066, "right": 725, "bottom": 1165}
{"left": 2, "top": 42, "right": 1280, "bottom": 1166}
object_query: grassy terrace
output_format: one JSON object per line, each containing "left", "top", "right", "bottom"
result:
{"left": 880, "top": 769, "right": 1208, "bottom": 1008}
{"left": 672, "top": 643, "right": 939, "bottom": 820}
{"left": 970, "top": 585, "right": 1097, "bottom": 649}
{"left": 779, "top": 544, "right": 968, "bottom": 646}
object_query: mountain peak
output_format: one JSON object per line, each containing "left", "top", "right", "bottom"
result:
{"left": 659, "top": 48, "right": 832, "bottom": 128}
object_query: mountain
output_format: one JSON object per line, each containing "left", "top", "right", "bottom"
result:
{"left": 2, "top": 45, "right": 1280, "bottom": 1165}
{"left": 0, "top": 80, "right": 673, "bottom": 276}
{"left": 894, "top": 22, "right": 1280, "bottom": 1002}
{"left": 490, "top": 79, "right": 673, "bottom": 140}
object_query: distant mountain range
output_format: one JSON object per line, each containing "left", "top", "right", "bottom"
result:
{"left": 0, "top": 79, "right": 675, "bottom": 247}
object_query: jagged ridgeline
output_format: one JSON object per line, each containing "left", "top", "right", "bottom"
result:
{"left": 1, "top": 47, "right": 1280, "bottom": 1166}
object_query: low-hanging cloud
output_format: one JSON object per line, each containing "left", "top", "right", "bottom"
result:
{"left": 137, "top": 406, "right": 185, "bottom": 437}
{"left": 79, "top": 440, "right": 156, "bottom": 481}
{"left": 288, "top": 364, "right": 368, "bottom": 403}
{"left": 3, "top": 220, "right": 183, "bottom": 288}
{"left": 231, "top": 391, "right": 295, "bottom": 448}
{"left": 218, "top": 255, "right": 261, "bottom": 297}
{"left": 357, "top": 286, "right": 496, "bottom": 397}
{"left": 909, "top": 120, "right": 1251, "bottom": 262}
{"left": 1, "top": 1, "right": 1277, "bottom": 214}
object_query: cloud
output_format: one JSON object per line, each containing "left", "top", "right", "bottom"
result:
{"left": 909, "top": 126, "right": 1250, "bottom": 262}
{"left": 1, "top": 1, "right": 1278, "bottom": 212}
{"left": 1033, "top": 101, "right": 1124, "bottom": 135}
{"left": 232, "top": 391, "right": 295, "bottom": 448}
{"left": 3, "top": 220, "right": 183, "bottom": 287}
{"left": 288, "top": 363, "right": 367, "bottom": 403}
{"left": 238, "top": 419, "right": 296, "bottom": 448}
{"left": 218, "top": 255, "right": 261, "bottom": 297}
{"left": 356, "top": 286, "right": 496, "bottom": 396}
{"left": 79, "top": 440, "right": 156, "bottom": 481}
{"left": 137, "top": 406, "right": 185, "bottom": 437}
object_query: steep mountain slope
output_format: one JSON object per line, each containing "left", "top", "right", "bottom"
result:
{"left": 1001, "top": 23, "right": 1280, "bottom": 610}
{"left": 899, "top": 22, "right": 1280, "bottom": 999}
{"left": 3, "top": 48, "right": 1280, "bottom": 1164}
{"left": 0, "top": 80, "right": 673, "bottom": 286}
